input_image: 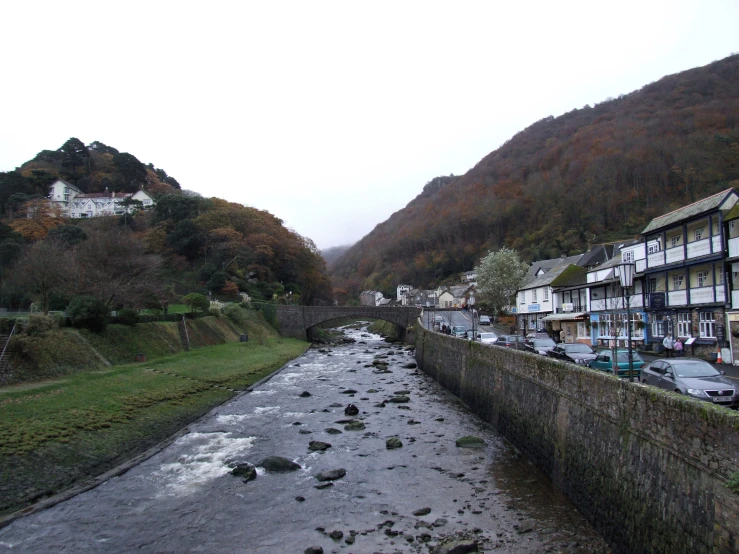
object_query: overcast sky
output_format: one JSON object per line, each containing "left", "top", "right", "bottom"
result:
{"left": 1, "top": 1, "right": 738, "bottom": 249}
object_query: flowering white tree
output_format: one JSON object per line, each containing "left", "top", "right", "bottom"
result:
{"left": 475, "top": 247, "right": 528, "bottom": 315}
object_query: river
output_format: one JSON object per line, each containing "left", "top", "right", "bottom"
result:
{"left": 0, "top": 324, "right": 609, "bottom": 553}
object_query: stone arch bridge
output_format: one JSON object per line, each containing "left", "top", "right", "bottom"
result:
{"left": 274, "top": 306, "right": 422, "bottom": 342}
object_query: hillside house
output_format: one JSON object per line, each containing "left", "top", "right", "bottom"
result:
{"left": 47, "top": 179, "right": 155, "bottom": 218}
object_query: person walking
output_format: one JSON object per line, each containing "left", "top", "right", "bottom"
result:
{"left": 663, "top": 333, "right": 675, "bottom": 357}
{"left": 674, "top": 338, "right": 684, "bottom": 357}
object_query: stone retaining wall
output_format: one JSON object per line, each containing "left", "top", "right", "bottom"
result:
{"left": 415, "top": 324, "right": 739, "bottom": 554}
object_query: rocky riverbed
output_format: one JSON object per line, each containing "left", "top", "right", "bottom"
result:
{"left": 0, "top": 324, "right": 610, "bottom": 553}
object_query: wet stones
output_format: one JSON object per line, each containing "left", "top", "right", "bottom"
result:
{"left": 431, "top": 539, "right": 478, "bottom": 554}
{"left": 258, "top": 456, "right": 301, "bottom": 473}
{"left": 231, "top": 463, "right": 257, "bottom": 482}
{"left": 387, "top": 396, "right": 410, "bottom": 403}
{"left": 344, "top": 421, "right": 366, "bottom": 431}
{"left": 315, "top": 468, "right": 346, "bottom": 481}
{"left": 412, "top": 507, "right": 431, "bottom": 516}
{"left": 403, "top": 362, "right": 418, "bottom": 369}
{"left": 344, "top": 404, "right": 359, "bottom": 416}
{"left": 394, "top": 390, "right": 411, "bottom": 395}
{"left": 299, "top": 391, "right": 312, "bottom": 397}
{"left": 386, "top": 437, "right": 403, "bottom": 449}
{"left": 455, "top": 436, "right": 486, "bottom": 448}
{"left": 325, "top": 428, "right": 342, "bottom": 434}
{"left": 304, "top": 547, "right": 323, "bottom": 554}
{"left": 308, "top": 441, "right": 332, "bottom": 451}
{"left": 340, "top": 389, "right": 358, "bottom": 395}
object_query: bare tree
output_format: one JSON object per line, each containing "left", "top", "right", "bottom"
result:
{"left": 71, "top": 228, "right": 163, "bottom": 308}
{"left": 8, "top": 240, "right": 72, "bottom": 314}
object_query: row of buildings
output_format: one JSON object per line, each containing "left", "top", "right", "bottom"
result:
{"left": 392, "top": 189, "right": 739, "bottom": 362}
{"left": 515, "top": 188, "right": 739, "bottom": 361}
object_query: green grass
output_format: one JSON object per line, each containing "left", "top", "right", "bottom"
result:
{"left": 0, "top": 338, "right": 308, "bottom": 517}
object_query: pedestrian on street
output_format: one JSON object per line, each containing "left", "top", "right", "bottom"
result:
{"left": 663, "top": 333, "right": 675, "bottom": 357}
{"left": 674, "top": 338, "right": 684, "bottom": 357}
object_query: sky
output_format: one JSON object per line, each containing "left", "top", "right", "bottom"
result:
{"left": 1, "top": 1, "right": 738, "bottom": 250}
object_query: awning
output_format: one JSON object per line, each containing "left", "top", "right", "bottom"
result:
{"left": 541, "top": 312, "right": 586, "bottom": 322}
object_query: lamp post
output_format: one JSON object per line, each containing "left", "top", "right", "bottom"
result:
{"left": 618, "top": 262, "right": 636, "bottom": 382}
{"left": 469, "top": 294, "right": 476, "bottom": 341}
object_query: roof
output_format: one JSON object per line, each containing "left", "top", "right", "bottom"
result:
{"left": 642, "top": 189, "right": 737, "bottom": 234}
{"left": 725, "top": 201, "right": 739, "bottom": 222}
{"left": 520, "top": 262, "right": 580, "bottom": 291}
{"left": 50, "top": 178, "right": 82, "bottom": 192}
{"left": 550, "top": 265, "right": 587, "bottom": 287}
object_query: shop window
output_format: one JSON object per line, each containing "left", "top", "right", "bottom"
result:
{"left": 699, "top": 312, "right": 715, "bottom": 338}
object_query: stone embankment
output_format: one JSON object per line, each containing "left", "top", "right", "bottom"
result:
{"left": 415, "top": 324, "right": 739, "bottom": 553}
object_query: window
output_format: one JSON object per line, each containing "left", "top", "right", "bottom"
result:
{"left": 648, "top": 279, "right": 657, "bottom": 293}
{"left": 622, "top": 250, "right": 633, "bottom": 263}
{"left": 699, "top": 312, "right": 715, "bottom": 338}
{"left": 577, "top": 322, "right": 588, "bottom": 338}
{"left": 697, "top": 270, "right": 709, "bottom": 287}
{"left": 677, "top": 313, "right": 691, "bottom": 338}
{"left": 648, "top": 242, "right": 660, "bottom": 254}
{"left": 671, "top": 275, "right": 684, "bottom": 290}
{"left": 532, "top": 289, "right": 537, "bottom": 302}
{"left": 652, "top": 319, "right": 664, "bottom": 338}
{"left": 670, "top": 235, "right": 681, "bottom": 247}
{"left": 694, "top": 227, "right": 704, "bottom": 241}
{"left": 543, "top": 287, "right": 549, "bottom": 301}
{"left": 143, "top": 199, "right": 152, "bottom": 205}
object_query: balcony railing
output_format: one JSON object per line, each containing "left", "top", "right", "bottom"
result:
{"left": 555, "top": 304, "right": 585, "bottom": 313}
{"left": 668, "top": 290, "right": 688, "bottom": 306}
{"left": 636, "top": 259, "right": 646, "bottom": 272}
{"left": 665, "top": 246, "right": 685, "bottom": 264}
{"left": 733, "top": 290, "right": 739, "bottom": 310}
{"left": 686, "top": 238, "right": 711, "bottom": 259}
{"left": 647, "top": 251, "right": 665, "bottom": 267}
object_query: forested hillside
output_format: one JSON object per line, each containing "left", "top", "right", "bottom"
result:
{"left": 332, "top": 54, "right": 739, "bottom": 299}
{"left": 0, "top": 139, "right": 333, "bottom": 311}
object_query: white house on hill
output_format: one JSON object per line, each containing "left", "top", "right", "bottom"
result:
{"left": 48, "top": 178, "right": 155, "bottom": 218}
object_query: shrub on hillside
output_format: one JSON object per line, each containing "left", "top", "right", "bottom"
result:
{"left": 116, "top": 308, "right": 140, "bottom": 326}
{"left": 68, "top": 296, "right": 109, "bottom": 333}
{"left": 208, "top": 305, "right": 222, "bottom": 318}
{"left": 183, "top": 293, "right": 209, "bottom": 313}
{"left": 223, "top": 304, "right": 248, "bottom": 327}
{"left": 24, "top": 315, "right": 58, "bottom": 336}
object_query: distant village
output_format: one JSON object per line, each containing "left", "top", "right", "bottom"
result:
{"left": 364, "top": 189, "right": 739, "bottom": 363}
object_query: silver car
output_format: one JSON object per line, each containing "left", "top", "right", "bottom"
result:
{"left": 641, "top": 358, "right": 738, "bottom": 409}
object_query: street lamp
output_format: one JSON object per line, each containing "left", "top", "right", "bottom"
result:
{"left": 618, "top": 262, "right": 636, "bottom": 382}
{"left": 469, "top": 294, "right": 476, "bottom": 341}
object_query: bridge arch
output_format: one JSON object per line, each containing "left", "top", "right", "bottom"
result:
{"left": 274, "top": 306, "right": 421, "bottom": 342}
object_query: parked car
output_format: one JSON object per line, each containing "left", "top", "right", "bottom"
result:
{"left": 524, "top": 338, "right": 557, "bottom": 356}
{"left": 588, "top": 350, "right": 645, "bottom": 378}
{"left": 547, "top": 343, "right": 597, "bottom": 365}
{"left": 434, "top": 315, "right": 445, "bottom": 323}
{"left": 492, "top": 335, "right": 526, "bottom": 348}
{"left": 641, "top": 358, "right": 738, "bottom": 409}
{"left": 475, "top": 332, "right": 497, "bottom": 343}
{"left": 451, "top": 325, "right": 469, "bottom": 338}
{"left": 478, "top": 315, "right": 491, "bottom": 326}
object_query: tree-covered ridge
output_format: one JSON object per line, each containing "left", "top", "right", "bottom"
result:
{"left": 331, "top": 54, "right": 739, "bottom": 299}
{"left": 0, "top": 140, "right": 333, "bottom": 310}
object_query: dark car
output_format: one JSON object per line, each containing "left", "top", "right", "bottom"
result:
{"left": 641, "top": 358, "right": 738, "bottom": 409}
{"left": 451, "top": 325, "right": 469, "bottom": 338}
{"left": 524, "top": 338, "right": 557, "bottom": 356}
{"left": 547, "top": 343, "right": 597, "bottom": 365}
{"left": 588, "top": 349, "right": 645, "bottom": 378}
{"left": 492, "top": 335, "right": 526, "bottom": 349}
{"left": 478, "top": 315, "right": 492, "bottom": 326}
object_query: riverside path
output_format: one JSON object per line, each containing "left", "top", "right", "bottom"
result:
{"left": 0, "top": 324, "right": 609, "bottom": 553}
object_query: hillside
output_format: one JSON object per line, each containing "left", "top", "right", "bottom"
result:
{"left": 0, "top": 140, "right": 333, "bottom": 309}
{"left": 331, "top": 54, "right": 739, "bottom": 299}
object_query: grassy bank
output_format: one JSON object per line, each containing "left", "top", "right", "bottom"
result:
{"left": 0, "top": 338, "right": 308, "bottom": 518}
{"left": 367, "top": 319, "right": 400, "bottom": 340}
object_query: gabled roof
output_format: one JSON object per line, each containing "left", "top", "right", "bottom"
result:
{"left": 550, "top": 265, "right": 587, "bottom": 287}
{"left": 50, "top": 178, "right": 82, "bottom": 192}
{"left": 520, "top": 262, "right": 580, "bottom": 291}
{"left": 642, "top": 189, "right": 738, "bottom": 234}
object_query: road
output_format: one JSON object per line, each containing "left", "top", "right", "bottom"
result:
{"left": 0, "top": 323, "right": 609, "bottom": 554}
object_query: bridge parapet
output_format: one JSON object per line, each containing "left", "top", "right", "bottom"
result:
{"left": 274, "top": 305, "right": 421, "bottom": 342}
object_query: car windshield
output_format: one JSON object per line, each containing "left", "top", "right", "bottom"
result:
{"left": 533, "top": 339, "right": 556, "bottom": 348}
{"left": 452, "top": 326, "right": 466, "bottom": 332}
{"left": 672, "top": 361, "right": 720, "bottom": 378}
{"left": 616, "top": 352, "right": 643, "bottom": 363}
{"left": 479, "top": 333, "right": 495, "bottom": 339}
{"left": 564, "top": 344, "right": 594, "bottom": 354}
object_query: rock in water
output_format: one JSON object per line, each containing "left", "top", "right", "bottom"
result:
{"left": 387, "top": 396, "right": 410, "bottom": 403}
{"left": 231, "top": 463, "right": 257, "bottom": 482}
{"left": 455, "top": 436, "right": 487, "bottom": 448}
{"left": 304, "top": 547, "right": 323, "bottom": 554}
{"left": 299, "top": 391, "right": 312, "bottom": 397}
{"left": 325, "top": 428, "right": 342, "bottom": 434}
{"left": 386, "top": 437, "right": 403, "bottom": 449}
{"left": 315, "top": 468, "right": 347, "bottom": 482}
{"left": 344, "top": 421, "right": 365, "bottom": 431}
{"left": 259, "top": 456, "right": 301, "bottom": 472}
{"left": 344, "top": 404, "right": 359, "bottom": 416}
{"left": 403, "top": 362, "right": 418, "bottom": 369}
{"left": 308, "top": 441, "right": 332, "bottom": 451}
{"left": 412, "top": 507, "right": 431, "bottom": 516}
{"left": 431, "top": 540, "right": 479, "bottom": 554}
